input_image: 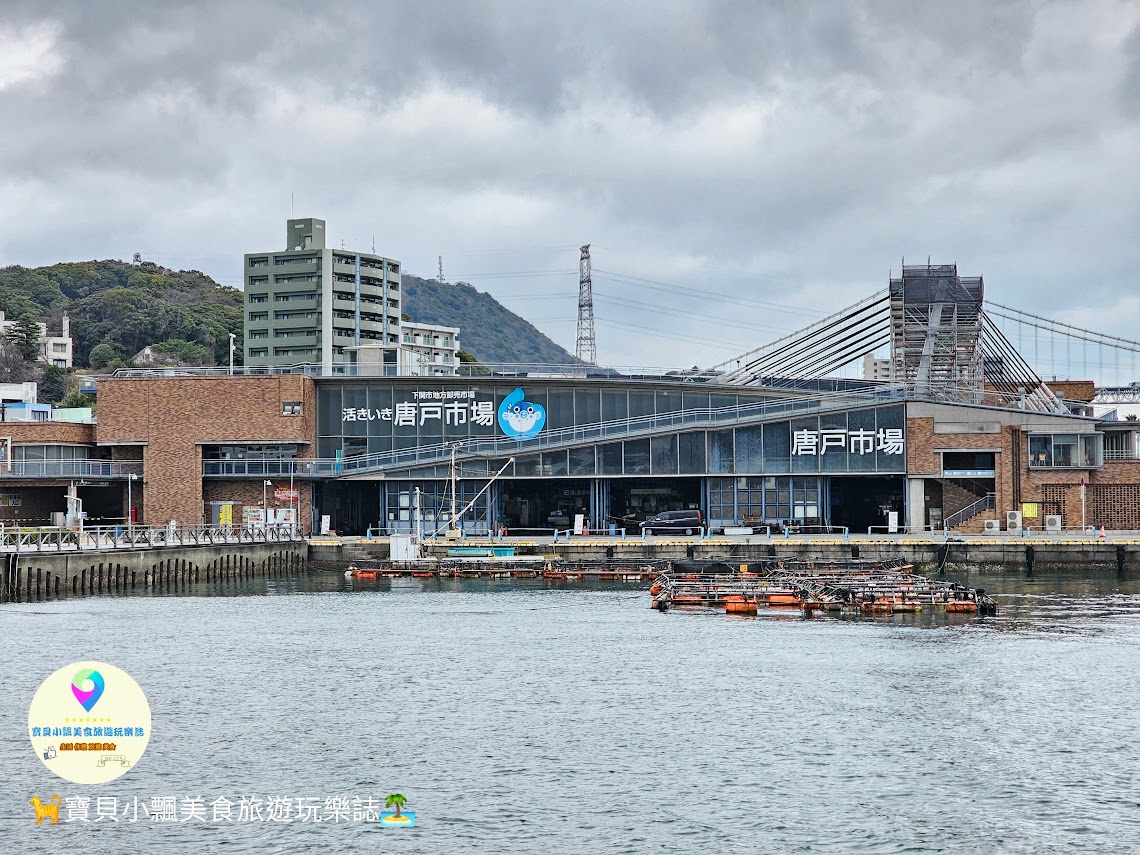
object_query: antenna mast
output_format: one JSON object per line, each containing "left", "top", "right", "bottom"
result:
{"left": 438, "top": 256, "right": 445, "bottom": 282}
{"left": 575, "top": 244, "right": 596, "bottom": 364}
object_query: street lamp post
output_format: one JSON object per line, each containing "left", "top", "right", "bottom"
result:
{"left": 263, "top": 479, "right": 272, "bottom": 530}
{"left": 228, "top": 333, "right": 236, "bottom": 375}
{"left": 127, "top": 473, "right": 136, "bottom": 538}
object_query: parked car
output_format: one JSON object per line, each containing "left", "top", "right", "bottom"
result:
{"left": 547, "top": 510, "right": 571, "bottom": 527}
{"left": 640, "top": 509, "right": 703, "bottom": 536}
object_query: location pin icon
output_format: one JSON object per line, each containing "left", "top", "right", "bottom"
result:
{"left": 71, "top": 669, "right": 105, "bottom": 713}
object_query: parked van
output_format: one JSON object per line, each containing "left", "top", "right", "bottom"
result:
{"left": 640, "top": 509, "right": 703, "bottom": 536}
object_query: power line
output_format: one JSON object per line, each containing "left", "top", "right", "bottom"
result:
{"left": 593, "top": 269, "right": 826, "bottom": 318}
{"left": 595, "top": 318, "right": 752, "bottom": 352}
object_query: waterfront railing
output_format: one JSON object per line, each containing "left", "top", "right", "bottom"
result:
{"left": 0, "top": 523, "right": 303, "bottom": 553}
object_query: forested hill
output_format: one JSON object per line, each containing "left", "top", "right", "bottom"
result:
{"left": 0, "top": 261, "right": 576, "bottom": 369}
{"left": 0, "top": 260, "right": 242, "bottom": 368}
{"left": 402, "top": 275, "right": 576, "bottom": 365}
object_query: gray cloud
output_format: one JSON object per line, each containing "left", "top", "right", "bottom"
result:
{"left": 0, "top": 0, "right": 1137, "bottom": 370}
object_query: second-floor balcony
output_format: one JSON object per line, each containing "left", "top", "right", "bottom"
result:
{"left": 1104, "top": 448, "right": 1140, "bottom": 461}
{"left": 0, "top": 461, "right": 144, "bottom": 479}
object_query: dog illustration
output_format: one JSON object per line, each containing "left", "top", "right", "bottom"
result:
{"left": 31, "top": 795, "right": 62, "bottom": 825}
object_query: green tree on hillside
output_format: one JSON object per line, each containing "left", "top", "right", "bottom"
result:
{"left": 88, "top": 343, "right": 122, "bottom": 369}
{"left": 5, "top": 316, "right": 42, "bottom": 361}
{"left": 57, "top": 386, "right": 93, "bottom": 410}
{"left": 39, "top": 365, "right": 71, "bottom": 403}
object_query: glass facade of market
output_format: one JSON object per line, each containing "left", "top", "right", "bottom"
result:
{"left": 313, "top": 378, "right": 907, "bottom": 534}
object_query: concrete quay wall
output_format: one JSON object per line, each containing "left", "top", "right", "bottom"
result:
{"left": 2, "top": 541, "right": 306, "bottom": 601}
{"left": 410, "top": 537, "right": 1138, "bottom": 574}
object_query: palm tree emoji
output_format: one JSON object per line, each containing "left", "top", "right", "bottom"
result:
{"left": 385, "top": 793, "right": 407, "bottom": 819}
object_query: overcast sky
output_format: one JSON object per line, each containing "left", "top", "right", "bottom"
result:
{"left": 1, "top": 0, "right": 1138, "bottom": 372}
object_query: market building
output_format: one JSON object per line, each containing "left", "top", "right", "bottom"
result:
{"left": 3, "top": 263, "right": 1138, "bottom": 537}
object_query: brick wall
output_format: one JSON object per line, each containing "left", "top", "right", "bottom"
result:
{"left": 907, "top": 417, "right": 1014, "bottom": 516}
{"left": 96, "top": 377, "right": 317, "bottom": 524}
{"left": 202, "top": 480, "right": 312, "bottom": 533}
{"left": 3, "top": 421, "right": 96, "bottom": 446}
{"left": 1049, "top": 380, "right": 1096, "bottom": 403}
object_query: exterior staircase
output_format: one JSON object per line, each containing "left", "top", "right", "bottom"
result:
{"left": 944, "top": 492, "right": 996, "bottom": 533}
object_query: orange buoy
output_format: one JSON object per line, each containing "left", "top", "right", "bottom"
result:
{"left": 945, "top": 600, "right": 978, "bottom": 613}
{"left": 726, "top": 600, "right": 758, "bottom": 615}
{"left": 767, "top": 593, "right": 801, "bottom": 606}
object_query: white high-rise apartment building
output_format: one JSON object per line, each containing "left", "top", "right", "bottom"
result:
{"left": 244, "top": 218, "right": 401, "bottom": 372}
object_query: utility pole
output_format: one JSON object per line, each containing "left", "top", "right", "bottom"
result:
{"left": 575, "top": 244, "right": 596, "bottom": 365}
{"left": 449, "top": 443, "right": 460, "bottom": 534}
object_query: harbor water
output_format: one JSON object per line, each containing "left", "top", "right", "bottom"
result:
{"left": 2, "top": 571, "right": 1138, "bottom": 853}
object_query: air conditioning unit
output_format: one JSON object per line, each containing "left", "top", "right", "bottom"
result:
{"left": 1006, "top": 510, "right": 1023, "bottom": 533}
{"left": 983, "top": 519, "right": 1001, "bottom": 533}
{"left": 1044, "top": 515, "right": 1062, "bottom": 532}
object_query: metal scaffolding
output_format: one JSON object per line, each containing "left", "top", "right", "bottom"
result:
{"left": 888, "top": 264, "right": 984, "bottom": 402}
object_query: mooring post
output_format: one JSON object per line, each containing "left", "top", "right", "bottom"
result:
{"left": 1025, "top": 544, "right": 1035, "bottom": 577}
{"left": 1117, "top": 544, "right": 1126, "bottom": 580}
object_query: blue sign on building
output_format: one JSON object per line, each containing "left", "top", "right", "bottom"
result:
{"left": 497, "top": 387, "right": 546, "bottom": 440}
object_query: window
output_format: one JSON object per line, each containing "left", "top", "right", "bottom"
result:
{"left": 248, "top": 312, "right": 268, "bottom": 322}
{"left": 52, "top": 342, "right": 67, "bottom": 352}
{"left": 249, "top": 348, "right": 268, "bottom": 358}
{"left": 248, "top": 330, "right": 269, "bottom": 340}
{"left": 249, "top": 277, "right": 268, "bottom": 286}
{"left": 248, "top": 257, "right": 268, "bottom": 267}
{"left": 52, "top": 359, "right": 67, "bottom": 368}
{"left": 281, "top": 401, "right": 302, "bottom": 416}
{"left": 1028, "top": 433, "right": 1103, "bottom": 468}
{"left": 248, "top": 293, "right": 269, "bottom": 303}
{"left": 275, "top": 255, "right": 317, "bottom": 266}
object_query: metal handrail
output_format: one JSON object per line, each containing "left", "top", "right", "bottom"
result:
{"left": 0, "top": 461, "right": 144, "bottom": 479}
{"left": 0, "top": 523, "right": 303, "bottom": 553}
{"left": 1104, "top": 449, "right": 1139, "bottom": 460}
{"left": 943, "top": 492, "right": 995, "bottom": 530}
{"left": 203, "top": 387, "right": 907, "bottom": 478}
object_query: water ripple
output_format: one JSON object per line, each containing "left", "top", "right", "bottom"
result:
{"left": 1, "top": 571, "right": 1138, "bottom": 853}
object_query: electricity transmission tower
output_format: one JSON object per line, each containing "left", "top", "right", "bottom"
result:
{"left": 575, "top": 244, "right": 597, "bottom": 364}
